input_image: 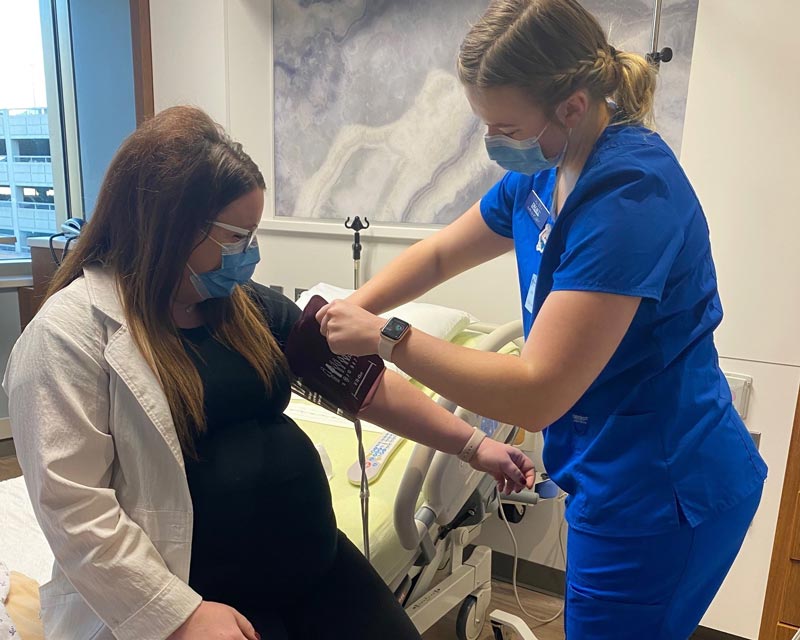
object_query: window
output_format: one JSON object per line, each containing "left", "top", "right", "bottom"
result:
{"left": 0, "top": 0, "right": 76, "bottom": 261}
{"left": 17, "top": 138, "right": 51, "bottom": 159}
{"left": 22, "top": 186, "right": 54, "bottom": 203}
{"left": 1, "top": 1, "right": 141, "bottom": 263}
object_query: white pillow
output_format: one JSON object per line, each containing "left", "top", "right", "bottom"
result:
{"left": 296, "top": 282, "right": 477, "bottom": 343}
{"left": 295, "top": 283, "right": 353, "bottom": 311}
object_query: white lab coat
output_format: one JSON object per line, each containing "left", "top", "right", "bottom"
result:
{"left": 2, "top": 266, "right": 202, "bottom": 640}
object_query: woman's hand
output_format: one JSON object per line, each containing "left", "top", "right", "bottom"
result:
{"left": 316, "top": 300, "right": 385, "bottom": 356}
{"left": 169, "top": 601, "right": 259, "bottom": 640}
{"left": 470, "top": 439, "right": 535, "bottom": 495}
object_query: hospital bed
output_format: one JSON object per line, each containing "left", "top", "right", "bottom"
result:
{"left": 0, "top": 317, "right": 543, "bottom": 640}
{"left": 294, "top": 319, "right": 531, "bottom": 639}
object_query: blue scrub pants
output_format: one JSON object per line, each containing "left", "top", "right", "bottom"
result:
{"left": 564, "top": 486, "right": 762, "bottom": 639}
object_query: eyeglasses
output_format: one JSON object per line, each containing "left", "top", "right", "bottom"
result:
{"left": 211, "top": 221, "right": 258, "bottom": 254}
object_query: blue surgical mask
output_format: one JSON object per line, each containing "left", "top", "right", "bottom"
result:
{"left": 188, "top": 222, "right": 260, "bottom": 300}
{"left": 484, "top": 122, "right": 568, "bottom": 175}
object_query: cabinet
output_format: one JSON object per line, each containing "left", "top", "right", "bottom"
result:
{"left": 18, "top": 241, "right": 70, "bottom": 331}
{"left": 760, "top": 390, "right": 800, "bottom": 639}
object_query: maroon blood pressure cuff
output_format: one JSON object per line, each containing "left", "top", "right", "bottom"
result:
{"left": 284, "top": 295, "right": 385, "bottom": 418}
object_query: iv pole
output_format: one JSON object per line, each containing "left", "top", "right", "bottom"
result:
{"left": 344, "top": 216, "right": 369, "bottom": 289}
{"left": 646, "top": 0, "right": 673, "bottom": 68}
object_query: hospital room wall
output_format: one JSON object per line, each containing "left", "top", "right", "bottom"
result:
{"left": 147, "top": 0, "right": 522, "bottom": 323}
{"left": 149, "top": 1, "right": 800, "bottom": 638}
{"left": 675, "top": 2, "right": 800, "bottom": 636}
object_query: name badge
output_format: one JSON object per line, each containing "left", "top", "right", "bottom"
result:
{"left": 525, "top": 189, "right": 550, "bottom": 230}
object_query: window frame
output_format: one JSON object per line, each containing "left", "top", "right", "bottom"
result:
{"left": 43, "top": 0, "right": 84, "bottom": 230}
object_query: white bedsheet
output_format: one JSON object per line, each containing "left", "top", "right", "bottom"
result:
{"left": 0, "top": 476, "right": 53, "bottom": 585}
{"left": 285, "top": 399, "right": 385, "bottom": 433}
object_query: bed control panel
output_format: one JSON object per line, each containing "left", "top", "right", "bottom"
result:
{"left": 348, "top": 432, "right": 405, "bottom": 485}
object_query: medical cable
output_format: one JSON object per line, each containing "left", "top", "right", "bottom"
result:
{"left": 354, "top": 418, "right": 370, "bottom": 562}
{"left": 49, "top": 233, "right": 76, "bottom": 266}
{"left": 291, "top": 381, "right": 371, "bottom": 562}
{"left": 496, "top": 487, "right": 567, "bottom": 626}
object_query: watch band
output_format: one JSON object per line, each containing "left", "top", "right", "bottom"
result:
{"left": 457, "top": 427, "right": 487, "bottom": 463}
{"left": 378, "top": 334, "right": 396, "bottom": 362}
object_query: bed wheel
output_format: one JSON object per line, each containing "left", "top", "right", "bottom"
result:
{"left": 500, "top": 502, "right": 526, "bottom": 524}
{"left": 456, "top": 594, "right": 488, "bottom": 640}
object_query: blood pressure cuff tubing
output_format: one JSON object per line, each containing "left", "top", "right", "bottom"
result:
{"left": 284, "top": 295, "right": 385, "bottom": 418}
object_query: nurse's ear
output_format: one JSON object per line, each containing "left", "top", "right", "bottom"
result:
{"left": 556, "top": 89, "right": 591, "bottom": 130}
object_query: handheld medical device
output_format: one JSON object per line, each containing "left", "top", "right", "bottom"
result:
{"left": 61, "top": 217, "right": 85, "bottom": 237}
{"left": 49, "top": 217, "right": 85, "bottom": 266}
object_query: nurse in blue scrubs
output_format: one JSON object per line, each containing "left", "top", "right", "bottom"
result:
{"left": 316, "top": 0, "right": 767, "bottom": 637}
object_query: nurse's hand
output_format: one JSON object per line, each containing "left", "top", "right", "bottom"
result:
{"left": 168, "top": 601, "right": 260, "bottom": 640}
{"left": 316, "top": 300, "right": 384, "bottom": 356}
{"left": 471, "top": 439, "right": 535, "bottom": 495}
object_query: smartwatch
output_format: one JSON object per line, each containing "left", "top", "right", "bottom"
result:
{"left": 378, "top": 317, "right": 411, "bottom": 362}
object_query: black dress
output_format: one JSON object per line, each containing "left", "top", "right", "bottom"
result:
{"left": 180, "top": 284, "right": 421, "bottom": 640}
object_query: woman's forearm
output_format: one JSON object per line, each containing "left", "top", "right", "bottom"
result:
{"left": 390, "top": 330, "right": 559, "bottom": 431}
{"left": 387, "top": 291, "right": 640, "bottom": 431}
{"left": 321, "top": 289, "right": 638, "bottom": 436}
{"left": 358, "top": 371, "right": 472, "bottom": 454}
{"left": 347, "top": 238, "right": 446, "bottom": 314}
{"left": 360, "top": 370, "right": 536, "bottom": 496}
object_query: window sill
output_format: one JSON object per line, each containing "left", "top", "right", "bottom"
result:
{"left": 0, "top": 259, "right": 33, "bottom": 287}
{"left": 0, "top": 274, "right": 33, "bottom": 290}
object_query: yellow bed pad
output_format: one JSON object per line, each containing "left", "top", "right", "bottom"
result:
{"left": 289, "top": 328, "right": 520, "bottom": 580}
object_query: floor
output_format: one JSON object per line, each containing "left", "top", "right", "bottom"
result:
{"left": 0, "top": 455, "right": 22, "bottom": 481}
{"left": 423, "top": 580, "right": 565, "bottom": 640}
{"left": 1, "top": 454, "right": 566, "bottom": 639}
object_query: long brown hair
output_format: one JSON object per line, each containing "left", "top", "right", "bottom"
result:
{"left": 458, "top": 0, "right": 658, "bottom": 128}
{"left": 48, "top": 106, "right": 287, "bottom": 457}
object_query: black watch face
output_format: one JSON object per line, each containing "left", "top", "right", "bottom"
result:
{"left": 383, "top": 318, "right": 409, "bottom": 340}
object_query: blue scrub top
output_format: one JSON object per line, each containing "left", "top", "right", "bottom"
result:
{"left": 481, "top": 124, "right": 767, "bottom": 536}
